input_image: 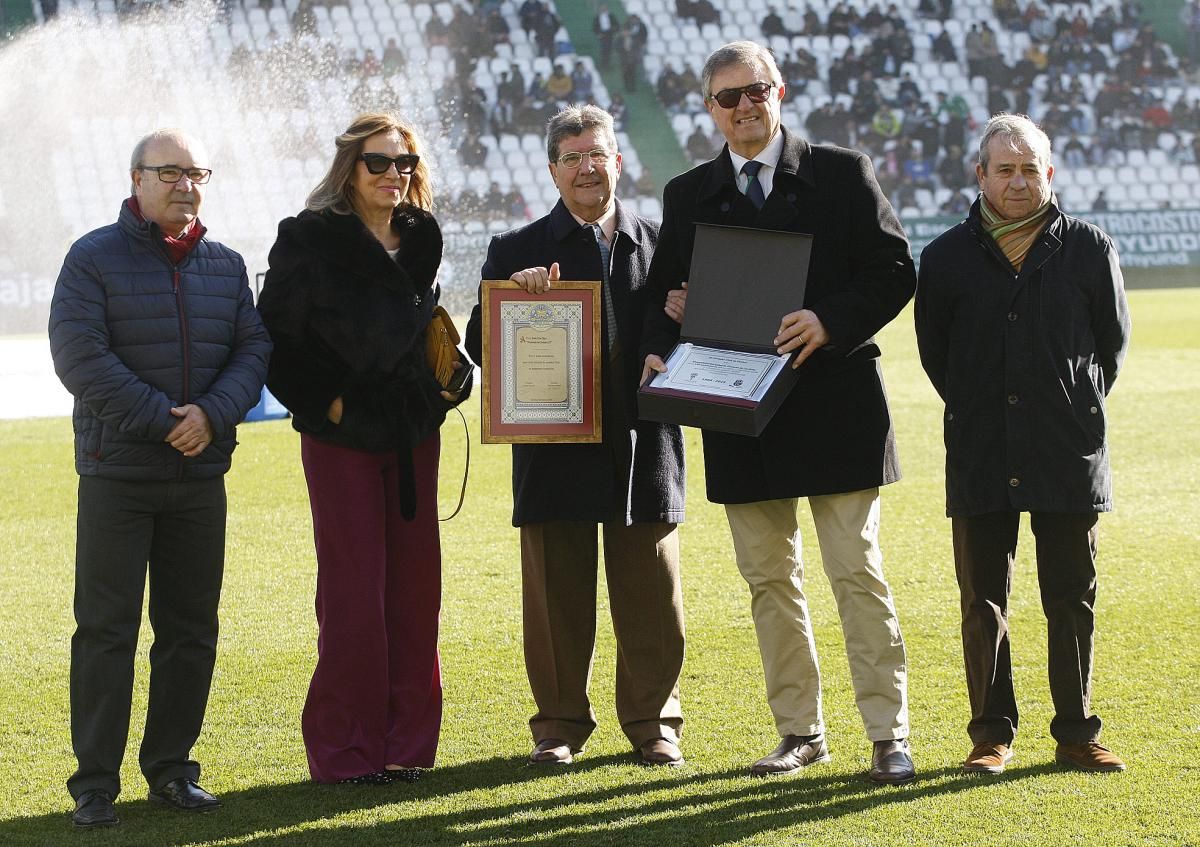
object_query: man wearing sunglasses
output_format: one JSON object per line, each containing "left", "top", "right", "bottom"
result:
{"left": 640, "top": 41, "right": 917, "bottom": 784}
{"left": 465, "top": 105, "right": 687, "bottom": 769}
{"left": 50, "top": 129, "right": 271, "bottom": 827}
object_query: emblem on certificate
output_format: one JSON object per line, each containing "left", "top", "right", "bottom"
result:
{"left": 480, "top": 280, "right": 603, "bottom": 443}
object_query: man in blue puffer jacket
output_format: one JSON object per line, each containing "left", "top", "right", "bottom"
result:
{"left": 49, "top": 129, "right": 271, "bottom": 830}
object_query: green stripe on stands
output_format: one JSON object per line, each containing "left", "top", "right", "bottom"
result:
{"left": 555, "top": 1, "right": 691, "bottom": 205}
{"left": 1, "top": 0, "right": 38, "bottom": 37}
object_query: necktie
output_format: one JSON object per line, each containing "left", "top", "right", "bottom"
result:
{"left": 591, "top": 222, "right": 611, "bottom": 284}
{"left": 590, "top": 223, "right": 620, "bottom": 359}
{"left": 742, "top": 160, "right": 766, "bottom": 209}
{"left": 589, "top": 224, "right": 630, "bottom": 459}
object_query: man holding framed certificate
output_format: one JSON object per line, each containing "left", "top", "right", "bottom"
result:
{"left": 640, "top": 41, "right": 918, "bottom": 784}
{"left": 464, "top": 105, "right": 687, "bottom": 768}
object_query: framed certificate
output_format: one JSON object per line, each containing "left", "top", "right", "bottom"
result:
{"left": 480, "top": 280, "right": 602, "bottom": 443}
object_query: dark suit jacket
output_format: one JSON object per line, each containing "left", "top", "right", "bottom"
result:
{"left": 641, "top": 127, "right": 916, "bottom": 503}
{"left": 466, "top": 199, "right": 686, "bottom": 527}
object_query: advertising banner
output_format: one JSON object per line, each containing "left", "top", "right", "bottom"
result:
{"left": 906, "top": 209, "right": 1200, "bottom": 270}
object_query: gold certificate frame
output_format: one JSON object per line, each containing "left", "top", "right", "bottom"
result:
{"left": 480, "top": 280, "right": 603, "bottom": 443}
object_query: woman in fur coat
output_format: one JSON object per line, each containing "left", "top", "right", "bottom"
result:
{"left": 258, "top": 112, "right": 471, "bottom": 784}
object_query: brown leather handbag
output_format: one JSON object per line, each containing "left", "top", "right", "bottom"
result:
{"left": 425, "top": 305, "right": 462, "bottom": 389}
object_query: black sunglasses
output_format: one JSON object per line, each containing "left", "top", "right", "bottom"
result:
{"left": 709, "top": 81, "right": 775, "bottom": 109}
{"left": 359, "top": 152, "right": 420, "bottom": 175}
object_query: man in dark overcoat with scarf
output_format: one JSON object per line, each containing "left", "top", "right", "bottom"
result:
{"left": 640, "top": 41, "right": 916, "bottom": 784}
{"left": 916, "top": 113, "right": 1131, "bottom": 775}
{"left": 465, "top": 105, "right": 687, "bottom": 768}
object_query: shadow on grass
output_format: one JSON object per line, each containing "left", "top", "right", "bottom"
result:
{"left": 1, "top": 756, "right": 1064, "bottom": 846}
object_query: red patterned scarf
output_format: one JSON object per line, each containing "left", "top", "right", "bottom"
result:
{"left": 126, "top": 196, "right": 205, "bottom": 264}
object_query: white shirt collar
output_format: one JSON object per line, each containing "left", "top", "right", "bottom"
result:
{"left": 727, "top": 129, "right": 784, "bottom": 175}
{"left": 569, "top": 202, "right": 617, "bottom": 243}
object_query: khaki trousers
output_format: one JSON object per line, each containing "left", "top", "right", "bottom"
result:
{"left": 725, "top": 489, "right": 909, "bottom": 742}
{"left": 520, "top": 520, "right": 685, "bottom": 749}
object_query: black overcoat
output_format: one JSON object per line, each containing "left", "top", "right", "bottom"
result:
{"left": 641, "top": 128, "right": 916, "bottom": 503}
{"left": 914, "top": 197, "right": 1131, "bottom": 517}
{"left": 465, "top": 199, "right": 686, "bottom": 527}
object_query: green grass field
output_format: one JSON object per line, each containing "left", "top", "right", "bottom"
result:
{"left": 1, "top": 290, "right": 1198, "bottom": 846}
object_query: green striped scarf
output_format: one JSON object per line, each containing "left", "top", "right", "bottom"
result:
{"left": 979, "top": 193, "right": 1053, "bottom": 271}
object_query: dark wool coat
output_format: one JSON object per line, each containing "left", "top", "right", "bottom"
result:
{"left": 464, "top": 199, "right": 686, "bottom": 527}
{"left": 49, "top": 202, "right": 270, "bottom": 481}
{"left": 915, "top": 197, "right": 1131, "bottom": 517}
{"left": 641, "top": 128, "right": 916, "bottom": 504}
{"left": 257, "top": 205, "right": 467, "bottom": 460}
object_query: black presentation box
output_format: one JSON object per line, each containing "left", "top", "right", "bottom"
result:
{"left": 638, "top": 223, "right": 813, "bottom": 437}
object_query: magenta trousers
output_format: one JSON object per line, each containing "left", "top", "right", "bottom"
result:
{"left": 299, "top": 433, "right": 442, "bottom": 783}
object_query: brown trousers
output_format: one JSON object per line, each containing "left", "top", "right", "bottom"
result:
{"left": 519, "top": 520, "right": 685, "bottom": 749}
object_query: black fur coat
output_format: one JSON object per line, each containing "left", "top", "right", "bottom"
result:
{"left": 258, "top": 204, "right": 469, "bottom": 460}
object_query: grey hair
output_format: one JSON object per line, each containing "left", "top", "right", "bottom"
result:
{"left": 977, "top": 113, "right": 1052, "bottom": 172}
{"left": 129, "top": 128, "right": 203, "bottom": 192}
{"left": 701, "top": 40, "right": 783, "bottom": 102}
{"left": 545, "top": 104, "right": 618, "bottom": 163}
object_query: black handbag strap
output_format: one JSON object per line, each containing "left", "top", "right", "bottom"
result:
{"left": 439, "top": 405, "right": 469, "bottom": 521}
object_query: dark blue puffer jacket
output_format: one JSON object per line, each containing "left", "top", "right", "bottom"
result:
{"left": 49, "top": 201, "right": 272, "bottom": 481}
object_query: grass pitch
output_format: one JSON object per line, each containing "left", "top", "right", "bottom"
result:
{"left": 1, "top": 290, "right": 1197, "bottom": 846}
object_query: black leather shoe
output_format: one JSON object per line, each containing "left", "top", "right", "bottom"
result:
{"left": 148, "top": 778, "right": 221, "bottom": 812}
{"left": 869, "top": 738, "right": 916, "bottom": 784}
{"left": 750, "top": 733, "right": 831, "bottom": 776}
{"left": 338, "top": 769, "right": 424, "bottom": 785}
{"left": 72, "top": 789, "right": 118, "bottom": 828}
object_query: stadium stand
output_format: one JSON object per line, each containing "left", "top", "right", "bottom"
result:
{"left": 4, "top": 0, "right": 666, "bottom": 311}
{"left": 637, "top": 0, "right": 1200, "bottom": 217}
{"left": 4, "top": 0, "right": 1199, "bottom": 308}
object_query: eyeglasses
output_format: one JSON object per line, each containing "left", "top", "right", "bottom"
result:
{"left": 708, "top": 81, "right": 775, "bottom": 109}
{"left": 359, "top": 153, "right": 420, "bottom": 175}
{"left": 139, "top": 165, "right": 212, "bottom": 184}
{"left": 553, "top": 148, "right": 611, "bottom": 169}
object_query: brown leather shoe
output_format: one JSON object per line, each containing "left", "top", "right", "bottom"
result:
{"left": 750, "top": 734, "right": 831, "bottom": 776}
{"left": 1055, "top": 741, "right": 1126, "bottom": 773}
{"left": 639, "top": 737, "right": 684, "bottom": 767}
{"left": 963, "top": 742, "right": 1014, "bottom": 774}
{"left": 530, "top": 738, "right": 573, "bottom": 765}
